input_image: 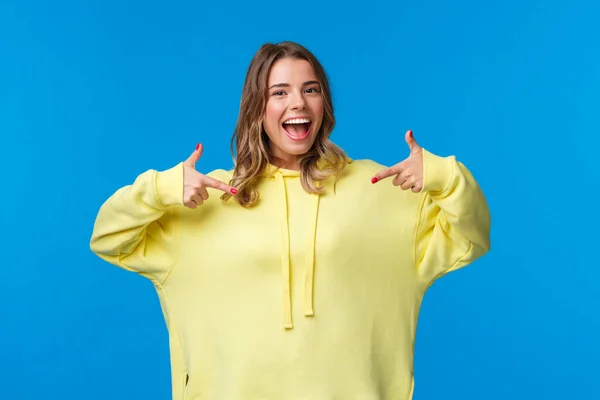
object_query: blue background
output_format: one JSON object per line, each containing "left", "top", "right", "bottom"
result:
{"left": 1, "top": 0, "right": 598, "bottom": 399}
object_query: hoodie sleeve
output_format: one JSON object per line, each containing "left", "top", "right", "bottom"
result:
{"left": 413, "top": 149, "right": 491, "bottom": 284}
{"left": 90, "top": 163, "right": 184, "bottom": 284}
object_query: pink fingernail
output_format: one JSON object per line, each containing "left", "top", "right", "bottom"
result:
{"left": 230, "top": 188, "right": 238, "bottom": 195}
{"left": 371, "top": 177, "right": 378, "bottom": 184}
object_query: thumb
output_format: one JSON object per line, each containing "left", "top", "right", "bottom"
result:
{"left": 184, "top": 143, "right": 203, "bottom": 168}
{"left": 405, "top": 130, "right": 421, "bottom": 154}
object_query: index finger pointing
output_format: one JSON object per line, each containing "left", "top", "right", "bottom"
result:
{"left": 372, "top": 164, "right": 404, "bottom": 184}
{"left": 202, "top": 175, "right": 238, "bottom": 195}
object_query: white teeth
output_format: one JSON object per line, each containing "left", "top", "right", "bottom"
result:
{"left": 283, "top": 118, "right": 310, "bottom": 124}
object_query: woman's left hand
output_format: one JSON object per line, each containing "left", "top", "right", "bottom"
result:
{"left": 371, "top": 130, "right": 424, "bottom": 193}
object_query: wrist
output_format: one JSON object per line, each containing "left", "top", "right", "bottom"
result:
{"left": 156, "top": 163, "right": 185, "bottom": 207}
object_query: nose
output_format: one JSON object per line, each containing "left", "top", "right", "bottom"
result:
{"left": 290, "top": 91, "right": 306, "bottom": 110}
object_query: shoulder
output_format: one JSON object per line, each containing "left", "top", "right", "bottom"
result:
{"left": 205, "top": 168, "right": 234, "bottom": 182}
{"left": 341, "top": 158, "right": 388, "bottom": 179}
{"left": 340, "top": 158, "right": 426, "bottom": 204}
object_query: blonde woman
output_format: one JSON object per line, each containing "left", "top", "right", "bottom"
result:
{"left": 90, "top": 41, "right": 491, "bottom": 400}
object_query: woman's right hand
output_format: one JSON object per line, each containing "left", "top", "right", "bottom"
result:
{"left": 182, "top": 143, "right": 238, "bottom": 209}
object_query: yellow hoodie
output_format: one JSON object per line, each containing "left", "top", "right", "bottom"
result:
{"left": 90, "top": 148, "right": 491, "bottom": 400}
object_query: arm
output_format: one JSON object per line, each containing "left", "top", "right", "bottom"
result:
{"left": 90, "top": 163, "right": 184, "bottom": 284}
{"left": 414, "top": 149, "right": 491, "bottom": 284}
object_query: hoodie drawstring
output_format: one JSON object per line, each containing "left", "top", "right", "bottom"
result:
{"left": 273, "top": 170, "right": 321, "bottom": 330}
{"left": 275, "top": 172, "right": 293, "bottom": 329}
{"left": 304, "top": 192, "right": 320, "bottom": 317}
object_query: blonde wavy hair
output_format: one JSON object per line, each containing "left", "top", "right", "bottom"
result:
{"left": 221, "top": 41, "right": 348, "bottom": 207}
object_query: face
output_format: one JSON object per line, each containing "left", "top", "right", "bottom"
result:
{"left": 263, "top": 57, "right": 324, "bottom": 170}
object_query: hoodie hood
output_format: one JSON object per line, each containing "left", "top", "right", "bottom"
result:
{"left": 265, "top": 164, "right": 319, "bottom": 329}
{"left": 264, "top": 159, "right": 352, "bottom": 329}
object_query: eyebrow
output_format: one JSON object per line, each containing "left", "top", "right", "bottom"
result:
{"left": 268, "top": 80, "right": 320, "bottom": 90}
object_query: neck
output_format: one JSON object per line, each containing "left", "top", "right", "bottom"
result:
{"left": 270, "top": 154, "right": 301, "bottom": 171}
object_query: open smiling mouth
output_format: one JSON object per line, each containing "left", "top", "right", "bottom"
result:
{"left": 282, "top": 117, "right": 312, "bottom": 141}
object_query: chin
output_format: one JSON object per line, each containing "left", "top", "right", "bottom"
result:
{"left": 284, "top": 145, "right": 313, "bottom": 156}
{"left": 281, "top": 131, "right": 318, "bottom": 153}
{"left": 265, "top": 123, "right": 321, "bottom": 163}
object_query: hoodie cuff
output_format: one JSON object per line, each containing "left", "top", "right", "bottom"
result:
{"left": 155, "top": 162, "right": 184, "bottom": 207}
{"left": 421, "top": 149, "right": 455, "bottom": 194}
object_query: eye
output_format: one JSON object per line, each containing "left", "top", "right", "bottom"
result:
{"left": 272, "top": 90, "right": 286, "bottom": 96}
{"left": 305, "top": 87, "right": 320, "bottom": 94}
